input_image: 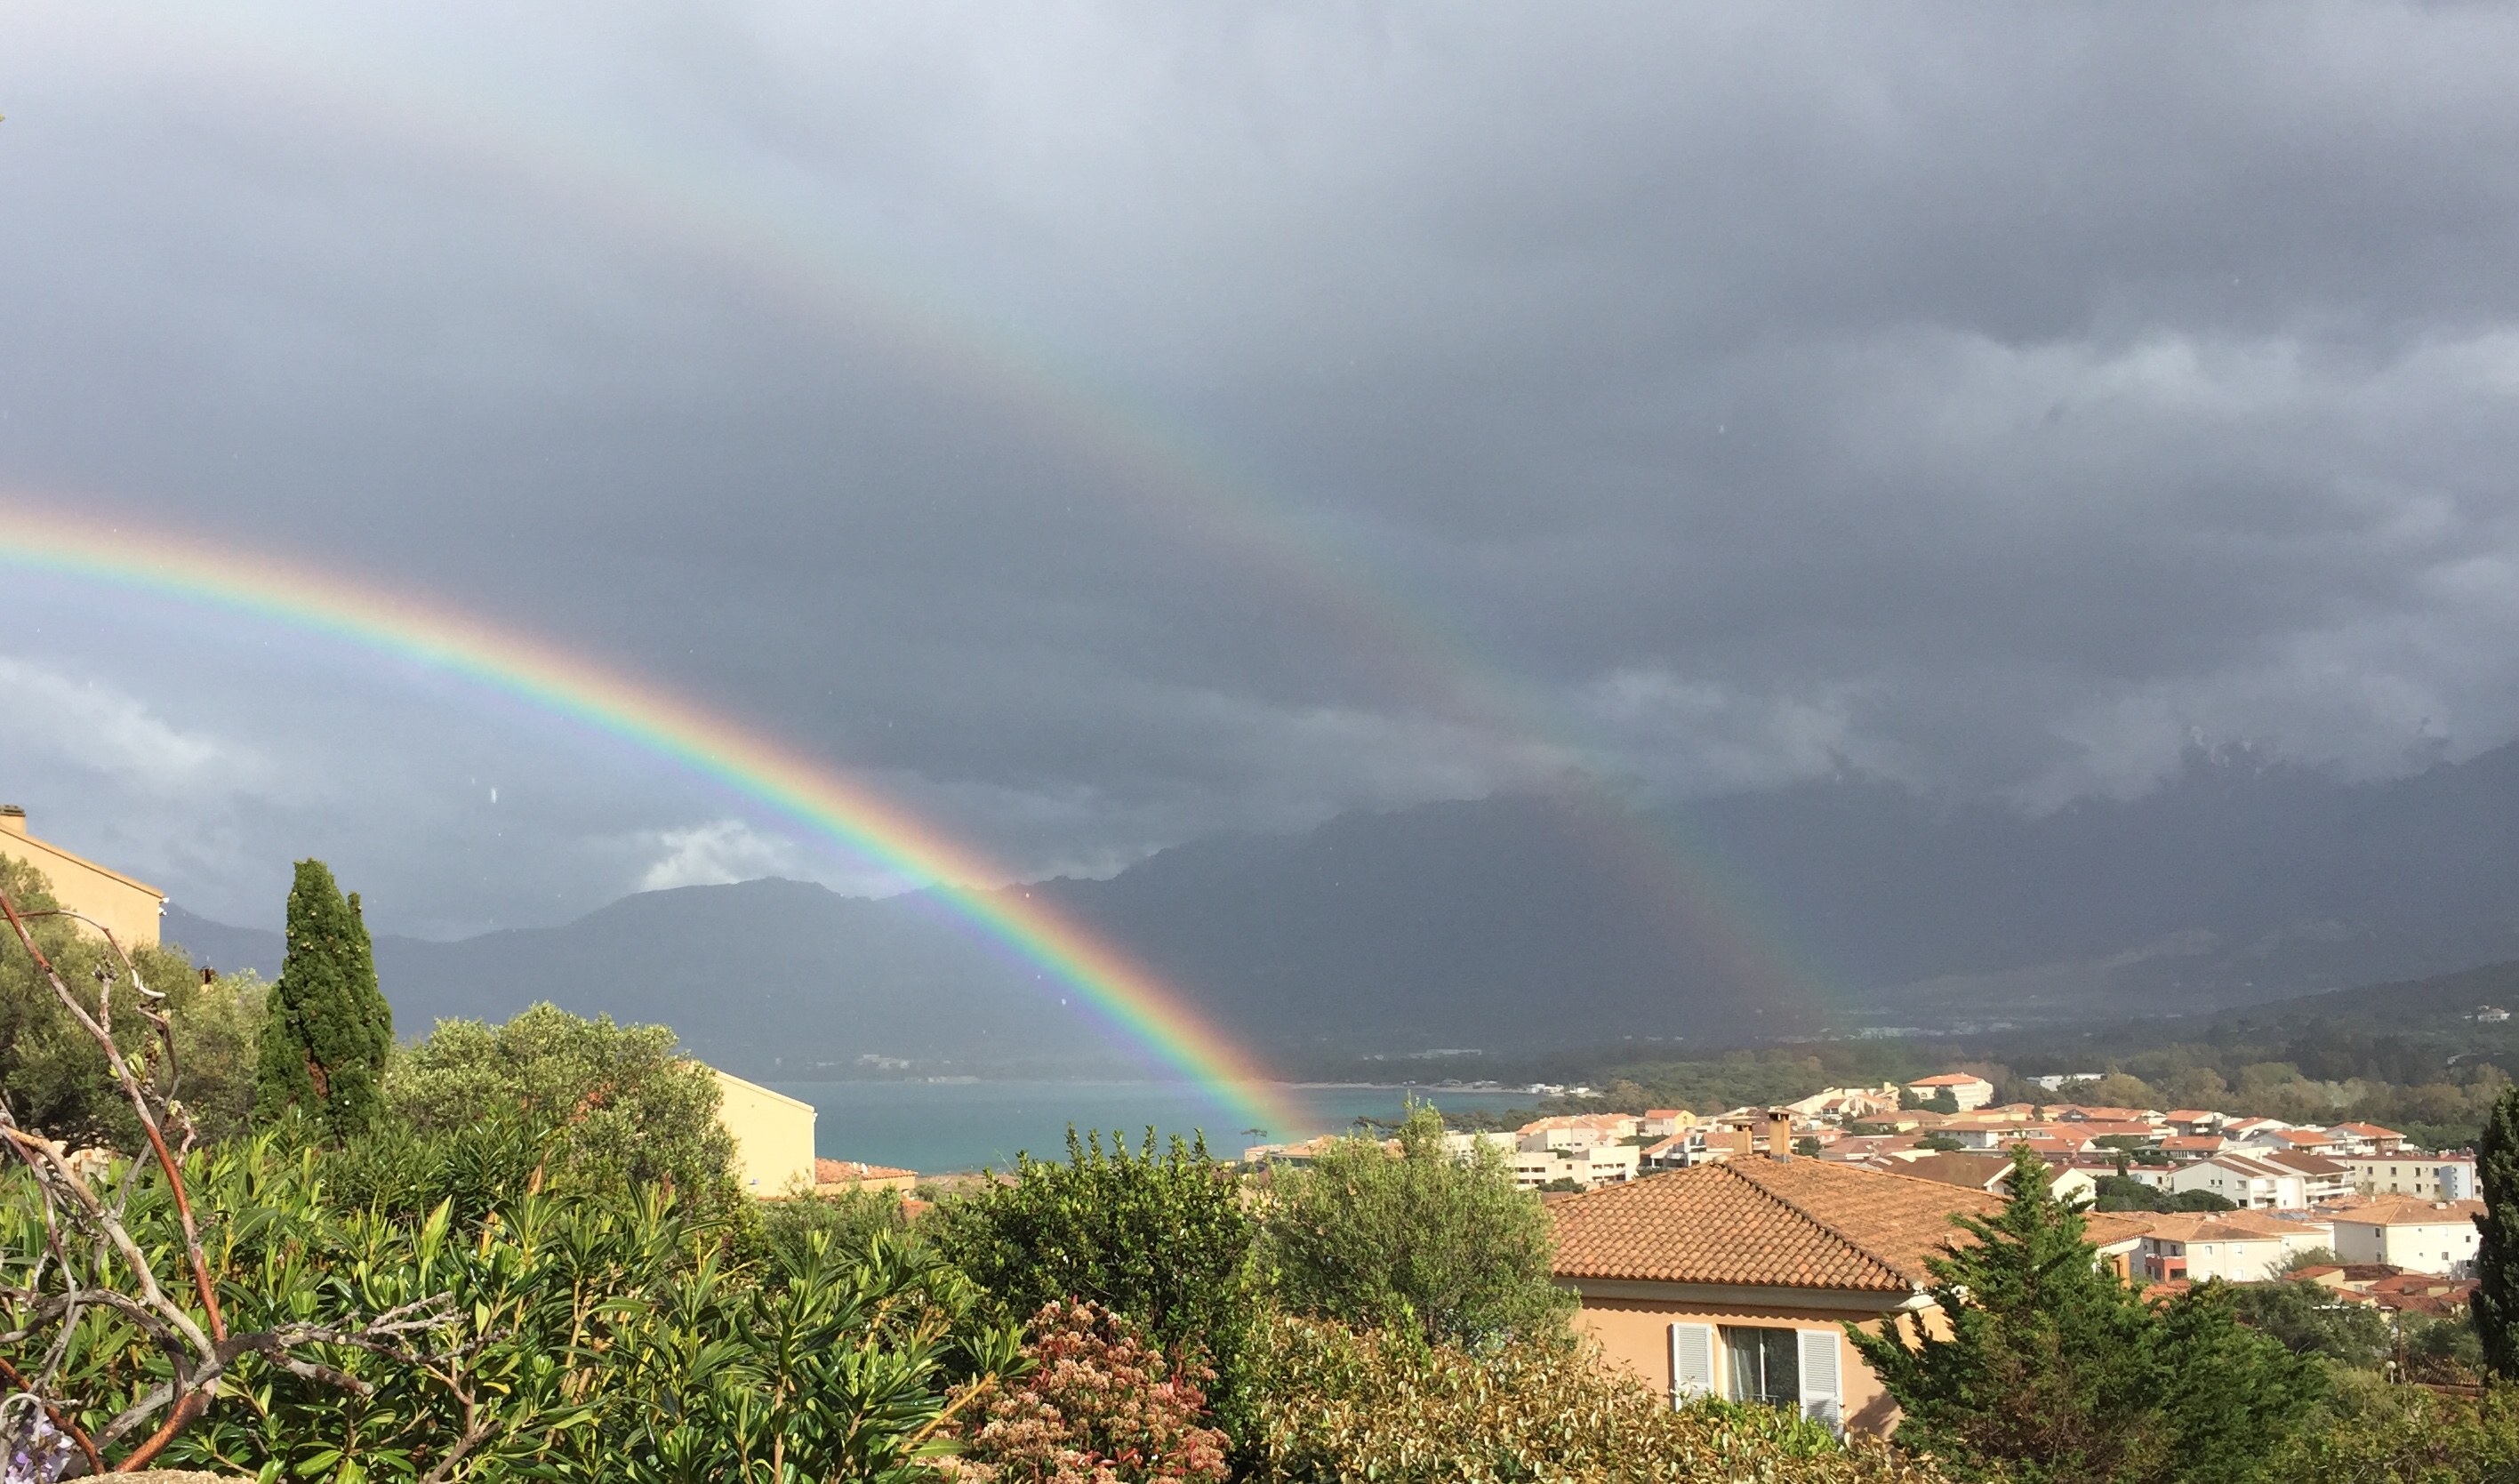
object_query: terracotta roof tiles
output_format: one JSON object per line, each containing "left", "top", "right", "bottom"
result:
{"left": 1550, "top": 1157, "right": 2008, "bottom": 1293}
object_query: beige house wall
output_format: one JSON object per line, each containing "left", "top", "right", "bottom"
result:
{"left": 0, "top": 809, "right": 164, "bottom": 949}
{"left": 1568, "top": 1281, "right": 1918, "bottom": 1437}
{"left": 712, "top": 1069, "right": 816, "bottom": 1197}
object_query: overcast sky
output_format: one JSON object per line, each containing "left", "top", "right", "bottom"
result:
{"left": 4, "top": 3, "right": 2518, "bottom": 935}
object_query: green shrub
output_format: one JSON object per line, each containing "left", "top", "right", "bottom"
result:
{"left": 0, "top": 1119, "right": 1012, "bottom": 1481}
{"left": 1241, "top": 1314, "right": 1966, "bottom": 1483}
{"left": 2228, "top": 1279, "right": 2393, "bottom": 1368}
{"left": 383, "top": 1002, "right": 738, "bottom": 1211}
{"left": 2268, "top": 1366, "right": 2519, "bottom": 1481}
{"left": 1262, "top": 1103, "right": 1573, "bottom": 1345}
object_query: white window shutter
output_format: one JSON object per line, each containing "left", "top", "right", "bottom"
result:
{"left": 1797, "top": 1328, "right": 1842, "bottom": 1432}
{"left": 1670, "top": 1322, "right": 1716, "bottom": 1405}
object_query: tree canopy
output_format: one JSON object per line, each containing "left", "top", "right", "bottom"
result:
{"left": 1849, "top": 1149, "right": 2322, "bottom": 1484}
{"left": 1262, "top": 1103, "right": 1573, "bottom": 1345}
{"left": 382, "top": 1000, "right": 735, "bottom": 1204}
{"left": 254, "top": 859, "right": 392, "bottom": 1141}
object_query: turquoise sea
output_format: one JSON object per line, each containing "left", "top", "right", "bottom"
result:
{"left": 770, "top": 1079, "right": 1537, "bottom": 1175}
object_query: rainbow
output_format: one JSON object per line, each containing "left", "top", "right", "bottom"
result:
{"left": 0, "top": 498, "right": 1306, "bottom": 1135}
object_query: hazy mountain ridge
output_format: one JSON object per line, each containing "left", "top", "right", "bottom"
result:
{"left": 166, "top": 742, "right": 2519, "bottom": 1073}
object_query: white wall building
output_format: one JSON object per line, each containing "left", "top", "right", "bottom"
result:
{"left": 2340, "top": 1155, "right": 2477, "bottom": 1202}
{"left": 2164, "top": 1154, "right": 2308, "bottom": 1211}
{"left": 2330, "top": 1199, "right": 2485, "bottom": 1276}
{"left": 1511, "top": 1142, "right": 1641, "bottom": 1191}
{"left": 2138, "top": 1214, "right": 2333, "bottom": 1283}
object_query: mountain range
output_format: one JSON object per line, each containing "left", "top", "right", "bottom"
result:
{"left": 165, "top": 742, "right": 2519, "bottom": 1076}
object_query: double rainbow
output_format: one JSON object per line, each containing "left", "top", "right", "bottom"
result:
{"left": 0, "top": 499, "right": 1304, "bottom": 1136}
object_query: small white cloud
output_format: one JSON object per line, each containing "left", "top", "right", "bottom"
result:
{"left": 0, "top": 656, "right": 262, "bottom": 796}
{"left": 635, "top": 817, "right": 806, "bottom": 892}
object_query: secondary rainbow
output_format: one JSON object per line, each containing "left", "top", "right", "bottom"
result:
{"left": 0, "top": 499, "right": 1304, "bottom": 1135}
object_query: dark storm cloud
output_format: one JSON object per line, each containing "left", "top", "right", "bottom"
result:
{"left": 4, "top": 3, "right": 2517, "bottom": 928}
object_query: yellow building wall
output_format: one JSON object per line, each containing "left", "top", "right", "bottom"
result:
{"left": 0, "top": 809, "right": 165, "bottom": 949}
{"left": 711, "top": 1068, "right": 817, "bottom": 1197}
{"left": 1574, "top": 1289, "right": 1913, "bottom": 1437}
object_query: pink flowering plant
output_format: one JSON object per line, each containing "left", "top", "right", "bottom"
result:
{"left": 935, "top": 1300, "right": 1229, "bottom": 1484}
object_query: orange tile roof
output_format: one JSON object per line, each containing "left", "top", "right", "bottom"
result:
{"left": 1551, "top": 1157, "right": 2010, "bottom": 1293}
{"left": 1909, "top": 1074, "right": 1990, "bottom": 1087}
{"left": 2335, "top": 1198, "right": 2486, "bottom": 1227}
{"left": 2138, "top": 1213, "right": 2309, "bottom": 1244}
{"left": 2327, "top": 1123, "right": 2403, "bottom": 1139}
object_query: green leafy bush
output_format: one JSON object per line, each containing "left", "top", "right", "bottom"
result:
{"left": 1262, "top": 1103, "right": 1572, "bottom": 1345}
{"left": 930, "top": 1129, "right": 1255, "bottom": 1369}
{"left": 0, "top": 855, "right": 228, "bottom": 1149}
{"left": 2267, "top": 1367, "right": 2519, "bottom": 1481}
{"left": 1, "top": 1120, "right": 1014, "bottom": 1481}
{"left": 1241, "top": 1314, "right": 1967, "bottom": 1484}
{"left": 382, "top": 1002, "right": 738, "bottom": 1211}
{"left": 2227, "top": 1279, "right": 2393, "bottom": 1368}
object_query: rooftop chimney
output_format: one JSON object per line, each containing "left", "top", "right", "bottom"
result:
{"left": 1730, "top": 1122, "right": 1753, "bottom": 1160}
{"left": 1768, "top": 1110, "right": 1793, "bottom": 1162}
{"left": 0, "top": 805, "right": 23, "bottom": 837}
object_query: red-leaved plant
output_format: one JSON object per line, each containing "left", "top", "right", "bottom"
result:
{"left": 933, "top": 1299, "right": 1229, "bottom": 1484}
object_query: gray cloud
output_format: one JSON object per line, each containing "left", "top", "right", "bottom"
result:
{"left": 4, "top": 3, "right": 2519, "bottom": 931}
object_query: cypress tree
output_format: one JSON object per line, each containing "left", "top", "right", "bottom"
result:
{"left": 254, "top": 860, "right": 392, "bottom": 1141}
{"left": 2475, "top": 1084, "right": 2519, "bottom": 1377}
{"left": 1849, "top": 1147, "right": 2320, "bottom": 1483}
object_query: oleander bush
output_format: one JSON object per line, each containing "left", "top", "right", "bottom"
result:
{"left": 0, "top": 1124, "right": 1018, "bottom": 1482}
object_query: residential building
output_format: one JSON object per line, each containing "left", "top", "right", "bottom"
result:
{"left": 2162, "top": 1153, "right": 2310, "bottom": 1211}
{"left": 2340, "top": 1155, "right": 2476, "bottom": 1201}
{"left": 1440, "top": 1130, "right": 1520, "bottom": 1163}
{"left": 2330, "top": 1199, "right": 2487, "bottom": 1276}
{"left": 711, "top": 1069, "right": 817, "bottom": 1196}
{"left": 1512, "top": 1141, "right": 1640, "bottom": 1191}
{"left": 2260, "top": 1151, "right": 2355, "bottom": 1206}
{"left": 1552, "top": 1155, "right": 2144, "bottom": 1436}
{"left": 1785, "top": 1086, "right": 1901, "bottom": 1122}
{"left": 2294, "top": 1264, "right": 2479, "bottom": 1317}
{"left": 1905, "top": 1074, "right": 1995, "bottom": 1111}
{"left": 1519, "top": 1114, "right": 1642, "bottom": 1151}
{"left": 2162, "top": 1111, "right": 2225, "bottom": 1137}
{"left": 1641, "top": 1110, "right": 1694, "bottom": 1138}
{"left": 1640, "top": 1135, "right": 1693, "bottom": 1171}
{"left": 2137, "top": 1213, "right": 2332, "bottom": 1283}
{"left": 2028, "top": 1072, "right": 2105, "bottom": 1091}
{"left": 814, "top": 1159, "right": 917, "bottom": 1194}
{"left": 2322, "top": 1123, "right": 2407, "bottom": 1155}
{"left": 2157, "top": 1135, "right": 2227, "bottom": 1161}
{"left": 0, "top": 806, "right": 166, "bottom": 949}
{"left": 2251, "top": 1129, "right": 2342, "bottom": 1158}
{"left": 1896, "top": 1152, "right": 2097, "bottom": 1206}
{"left": 2220, "top": 1117, "right": 2295, "bottom": 1143}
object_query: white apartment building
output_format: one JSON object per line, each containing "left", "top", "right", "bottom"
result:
{"left": 2138, "top": 1214, "right": 2332, "bottom": 1283}
{"left": 2330, "top": 1199, "right": 2485, "bottom": 1276}
{"left": 2162, "top": 1153, "right": 2308, "bottom": 1211}
{"left": 1512, "top": 1142, "right": 1641, "bottom": 1191}
{"left": 2339, "top": 1155, "right": 2477, "bottom": 1202}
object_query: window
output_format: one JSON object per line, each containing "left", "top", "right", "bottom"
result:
{"left": 1722, "top": 1326, "right": 1800, "bottom": 1409}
